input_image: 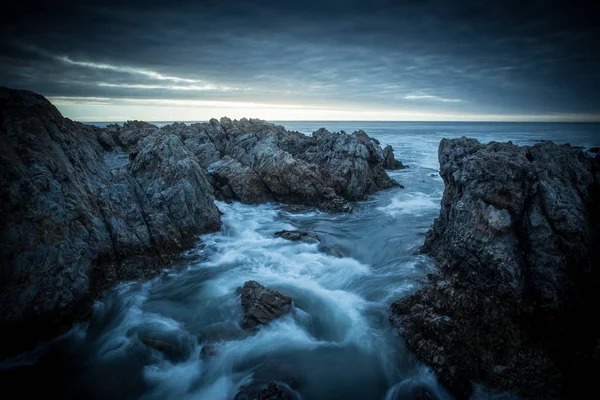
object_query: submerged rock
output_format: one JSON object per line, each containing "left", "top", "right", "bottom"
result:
{"left": 274, "top": 230, "right": 321, "bottom": 243}
{"left": 238, "top": 281, "right": 292, "bottom": 330}
{"left": 382, "top": 145, "right": 407, "bottom": 170}
{"left": 141, "top": 337, "right": 185, "bottom": 362}
{"left": 390, "top": 137, "right": 600, "bottom": 398}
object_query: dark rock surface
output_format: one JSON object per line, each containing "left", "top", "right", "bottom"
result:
{"left": 156, "top": 118, "right": 403, "bottom": 211}
{"left": 238, "top": 281, "right": 292, "bottom": 330}
{"left": 391, "top": 137, "right": 600, "bottom": 398}
{"left": 382, "top": 145, "right": 407, "bottom": 170}
{"left": 141, "top": 337, "right": 185, "bottom": 362}
{"left": 274, "top": 230, "right": 321, "bottom": 243}
{"left": 589, "top": 146, "right": 600, "bottom": 154}
{"left": 0, "top": 88, "right": 221, "bottom": 358}
{"left": 257, "top": 382, "right": 288, "bottom": 400}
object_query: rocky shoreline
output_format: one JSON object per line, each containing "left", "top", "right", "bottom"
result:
{"left": 391, "top": 137, "right": 600, "bottom": 398}
{"left": 0, "top": 87, "right": 404, "bottom": 358}
{"left": 3, "top": 87, "right": 600, "bottom": 399}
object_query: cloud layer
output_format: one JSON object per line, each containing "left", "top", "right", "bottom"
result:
{"left": 1, "top": 0, "right": 599, "bottom": 120}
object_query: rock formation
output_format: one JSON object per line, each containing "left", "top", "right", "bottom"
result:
{"left": 0, "top": 87, "right": 403, "bottom": 358}
{"left": 0, "top": 88, "right": 221, "bottom": 358}
{"left": 382, "top": 145, "right": 407, "bottom": 170}
{"left": 155, "top": 119, "right": 404, "bottom": 211}
{"left": 391, "top": 137, "right": 600, "bottom": 398}
{"left": 237, "top": 281, "right": 293, "bottom": 329}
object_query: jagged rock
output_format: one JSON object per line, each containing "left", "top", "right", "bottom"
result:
{"left": 148, "top": 118, "right": 403, "bottom": 212}
{"left": 0, "top": 88, "right": 221, "bottom": 358}
{"left": 382, "top": 145, "right": 407, "bottom": 170}
{"left": 274, "top": 230, "right": 321, "bottom": 243}
{"left": 390, "top": 137, "right": 600, "bottom": 399}
{"left": 237, "top": 281, "right": 292, "bottom": 330}
{"left": 98, "top": 131, "right": 118, "bottom": 151}
{"left": 141, "top": 337, "right": 184, "bottom": 361}
{"left": 208, "top": 156, "right": 272, "bottom": 203}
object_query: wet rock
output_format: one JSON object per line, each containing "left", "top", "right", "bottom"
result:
{"left": 141, "top": 337, "right": 184, "bottom": 361}
{"left": 257, "top": 382, "right": 288, "bottom": 400}
{"left": 274, "top": 230, "right": 321, "bottom": 243}
{"left": 278, "top": 204, "right": 311, "bottom": 213}
{"left": 589, "top": 146, "right": 600, "bottom": 154}
{"left": 238, "top": 281, "right": 292, "bottom": 330}
{"left": 0, "top": 88, "right": 221, "bottom": 358}
{"left": 391, "top": 137, "right": 600, "bottom": 398}
{"left": 317, "top": 242, "right": 347, "bottom": 258}
{"left": 382, "top": 145, "right": 407, "bottom": 170}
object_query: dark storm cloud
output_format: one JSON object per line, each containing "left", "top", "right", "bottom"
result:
{"left": 1, "top": 0, "right": 599, "bottom": 117}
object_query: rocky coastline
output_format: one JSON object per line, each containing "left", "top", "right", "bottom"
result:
{"left": 391, "top": 137, "right": 600, "bottom": 398}
{"left": 0, "top": 87, "right": 404, "bottom": 358}
{"left": 3, "top": 87, "right": 600, "bottom": 400}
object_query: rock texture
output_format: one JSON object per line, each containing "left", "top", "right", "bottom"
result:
{"left": 0, "top": 88, "right": 221, "bottom": 358}
{"left": 238, "top": 281, "right": 292, "bottom": 330}
{"left": 391, "top": 137, "right": 600, "bottom": 398}
{"left": 383, "top": 145, "right": 407, "bottom": 170}
{"left": 155, "top": 118, "right": 404, "bottom": 211}
{"left": 274, "top": 230, "right": 321, "bottom": 243}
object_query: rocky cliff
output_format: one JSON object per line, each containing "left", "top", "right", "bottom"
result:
{"left": 0, "top": 88, "right": 404, "bottom": 358}
{"left": 391, "top": 137, "right": 600, "bottom": 398}
{"left": 0, "top": 88, "right": 222, "bottom": 357}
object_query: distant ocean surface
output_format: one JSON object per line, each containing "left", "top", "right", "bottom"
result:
{"left": 4, "top": 121, "right": 598, "bottom": 400}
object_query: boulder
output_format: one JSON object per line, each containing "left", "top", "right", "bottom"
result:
{"left": 390, "top": 137, "right": 600, "bottom": 398}
{"left": 274, "top": 230, "right": 321, "bottom": 243}
{"left": 382, "top": 145, "right": 407, "bottom": 170}
{"left": 237, "top": 281, "right": 292, "bottom": 330}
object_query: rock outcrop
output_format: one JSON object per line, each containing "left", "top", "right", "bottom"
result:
{"left": 391, "top": 137, "right": 600, "bottom": 398}
{"left": 0, "top": 88, "right": 221, "bottom": 358}
{"left": 0, "top": 87, "right": 402, "bottom": 358}
{"left": 382, "top": 145, "right": 407, "bottom": 170}
{"left": 237, "top": 281, "right": 293, "bottom": 330}
{"left": 154, "top": 118, "right": 403, "bottom": 211}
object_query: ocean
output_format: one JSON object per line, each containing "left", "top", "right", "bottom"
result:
{"left": 2, "top": 122, "right": 599, "bottom": 399}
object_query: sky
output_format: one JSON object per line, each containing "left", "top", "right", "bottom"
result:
{"left": 1, "top": 0, "right": 599, "bottom": 122}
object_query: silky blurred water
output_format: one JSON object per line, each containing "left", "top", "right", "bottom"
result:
{"left": 2, "top": 122, "right": 599, "bottom": 399}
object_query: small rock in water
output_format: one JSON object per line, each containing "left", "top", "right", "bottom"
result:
{"left": 238, "top": 281, "right": 293, "bottom": 330}
{"left": 140, "top": 337, "right": 184, "bottom": 361}
{"left": 589, "top": 146, "right": 600, "bottom": 153}
{"left": 200, "top": 343, "right": 219, "bottom": 359}
{"left": 274, "top": 230, "right": 321, "bottom": 243}
{"left": 258, "top": 382, "right": 287, "bottom": 400}
{"left": 278, "top": 204, "right": 311, "bottom": 213}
